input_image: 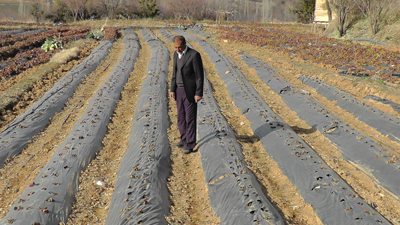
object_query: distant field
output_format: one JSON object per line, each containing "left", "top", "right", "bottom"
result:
{"left": 0, "top": 1, "right": 34, "bottom": 21}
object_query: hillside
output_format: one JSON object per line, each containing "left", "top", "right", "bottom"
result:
{"left": 324, "top": 18, "right": 400, "bottom": 47}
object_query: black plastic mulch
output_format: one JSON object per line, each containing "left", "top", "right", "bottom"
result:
{"left": 175, "top": 29, "right": 390, "bottom": 225}
{"left": 105, "top": 29, "right": 171, "bottom": 225}
{"left": 0, "top": 29, "right": 140, "bottom": 225}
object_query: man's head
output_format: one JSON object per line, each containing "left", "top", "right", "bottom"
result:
{"left": 173, "top": 35, "right": 186, "bottom": 54}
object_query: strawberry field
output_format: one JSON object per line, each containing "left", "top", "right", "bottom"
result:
{"left": 0, "top": 21, "right": 400, "bottom": 225}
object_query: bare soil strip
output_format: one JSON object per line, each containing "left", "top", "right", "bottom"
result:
{"left": 204, "top": 28, "right": 400, "bottom": 115}
{"left": 198, "top": 77, "right": 285, "bottom": 224}
{"left": 182, "top": 30, "right": 389, "bottom": 224}
{"left": 0, "top": 39, "right": 113, "bottom": 169}
{"left": 298, "top": 75, "right": 400, "bottom": 143}
{"left": 104, "top": 29, "right": 171, "bottom": 224}
{"left": 66, "top": 31, "right": 150, "bottom": 225}
{"left": 0, "top": 39, "right": 98, "bottom": 130}
{"left": 0, "top": 35, "right": 125, "bottom": 220}
{"left": 206, "top": 28, "right": 400, "bottom": 153}
{"left": 178, "top": 36, "right": 284, "bottom": 224}
{"left": 176, "top": 30, "right": 323, "bottom": 224}
{"left": 0, "top": 29, "right": 140, "bottom": 224}
{"left": 206, "top": 34, "right": 400, "bottom": 224}
{"left": 157, "top": 29, "right": 221, "bottom": 225}
{"left": 242, "top": 54, "right": 400, "bottom": 199}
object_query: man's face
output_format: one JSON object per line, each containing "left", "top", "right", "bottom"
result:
{"left": 174, "top": 40, "right": 186, "bottom": 54}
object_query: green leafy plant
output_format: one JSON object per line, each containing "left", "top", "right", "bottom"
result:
{"left": 41, "top": 38, "right": 63, "bottom": 52}
{"left": 86, "top": 29, "right": 105, "bottom": 40}
{"left": 87, "top": 19, "right": 109, "bottom": 41}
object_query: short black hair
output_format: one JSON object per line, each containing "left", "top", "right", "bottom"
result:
{"left": 173, "top": 35, "right": 186, "bottom": 44}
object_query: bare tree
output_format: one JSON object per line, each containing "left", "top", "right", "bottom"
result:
{"left": 330, "top": 0, "right": 355, "bottom": 36}
{"left": 353, "top": 0, "right": 395, "bottom": 34}
{"left": 164, "top": 0, "right": 206, "bottom": 20}
{"left": 64, "top": 0, "right": 89, "bottom": 21}
{"left": 98, "top": 0, "right": 122, "bottom": 18}
{"left": 30, "top": 0, "right": 44, "bottom": 22}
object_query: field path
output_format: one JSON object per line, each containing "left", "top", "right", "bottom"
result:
{"left": 0, "top": 29, "right": 140, "bottom": 225}
{"left": 158, "top": 29, "right": 221, "bottom": 225}
{"left": 177, "top": 29, "right": 390, "bottom": 225}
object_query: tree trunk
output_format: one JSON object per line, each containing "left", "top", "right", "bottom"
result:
{"left": 325, "top": 0, "right": 332, "bottom": 21}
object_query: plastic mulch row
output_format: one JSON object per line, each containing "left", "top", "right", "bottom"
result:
{"left": 243, "top": 53, "right": 400, "bottom": 206}
{"left": 175, "top": 30, "right": 390, "bottom": 225}
{"left": 171, "top": 34, "right": 284, "bottom": 224}
{"left": 364, "top": 95, "right": 400, "bottom": 114}
{"left": 105, "top": 29, "right": 171, "bottom": 225}
{"left": 197, "top": 77, "right": 284, "bottom": 225}
{"left": 0, "top": 29, "right": 140, "bottom": 225}
{"left": 0, "top": 39, "right": 114, "bottom": 169}
{"left": 298, "top": 75, "right": 400, "bottom": 143}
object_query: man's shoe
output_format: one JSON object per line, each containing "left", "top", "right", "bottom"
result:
{"left": 183, "top": 149, "right": 192, "bottom": 154}
{"left": 172, "top": 143, "right": 184, "bottom": 148}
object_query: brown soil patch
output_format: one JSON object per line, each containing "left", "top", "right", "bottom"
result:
{"left": 0, "top": 39, "right": 98, "bottom": 132}
{"left": 0, "top": 35, "right": 125, "bottom": 219}
{"left": 157, "top": 30, "right": 221, "bottom": 225}
{"left": 209, "top": 33, "right": 400, "bottom": 224}
{"left": 66, "top": 30, "right": 148, "bottom": 225}
{"left": 185, "top": 33, "right": 323, "bottom": 224}
{"left": 207, "top": 27, "right": 400, "bottom": 108}
{"left": 207, "top": 30, "right": 400, "bottom": 159}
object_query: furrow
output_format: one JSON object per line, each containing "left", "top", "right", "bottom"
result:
{"left": 0, "top": 29, "right": 140, "bottom": 225}
{"left": 242, "top": 53, "right": 400, "bottom": 206}
{"left": 176, "top": 30, "right": 390, "bottom": 225}
{"left": 158, "top": 29, "right": 221, "bottom": 225}
{"left": 364, "top": 95, "right": 400, "bottom": 114}
{"left": 298, "top": 75, "right": 400, "bottom": 143}
{"left": 173, "top": 36, "right": 284, "bottom": 224}
{"left": 0, "top": 39, "right": 113, "bottom": 169}
{"left": 197, "top": 78, "right": 284, "bottom": 225}
{"left": 105, "top": 29, "right": 170, "bottom": 225}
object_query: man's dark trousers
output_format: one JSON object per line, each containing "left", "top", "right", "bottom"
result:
{"left": 170, "top": 46, "right": 204, "bottom": 150}
{"left": 176, "top": 87, "right": 197, "bottom": 150}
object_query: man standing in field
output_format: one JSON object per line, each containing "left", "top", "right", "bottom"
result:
{"left": 169, "top": 35, "right": 204, "bottom": 154}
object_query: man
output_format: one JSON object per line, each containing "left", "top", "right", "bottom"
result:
{"left": 169, "top": 35, "right": 204, "bottom": 154}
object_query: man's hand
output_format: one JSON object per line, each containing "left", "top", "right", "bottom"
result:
{"left": 194, "top": 95, "right": 202, "bottom": 103}
{"left": 169, "top": 92, "right": 175, "bottom": 100}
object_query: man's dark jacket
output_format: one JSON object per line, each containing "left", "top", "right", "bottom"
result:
{"left": 170, "top": 47, "right": 204, "bottom": 103}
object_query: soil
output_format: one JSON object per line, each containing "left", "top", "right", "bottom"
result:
{"left": 202, "top": 27, "right": 400, "bottom": 224}
{"left": 0, "top": 35, "right": 124, "bottom": 220}
{"left": 0, "top": 39, "right": 98, "bottom": 132}
{"left": 2, "top": 23, "right": 400, "bottom": 225}
{"left": 187, "top": 35, "right": 323, "bottom": 225}
{"left": 66, "top": 31, "right": 148, "bottom": 224}
{"left": 157, "top": 30, "right": 221, "bottom": 225}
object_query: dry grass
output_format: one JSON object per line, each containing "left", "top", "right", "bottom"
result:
{"left": 50, "top": 47, "right": 80, "bottom": 64}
